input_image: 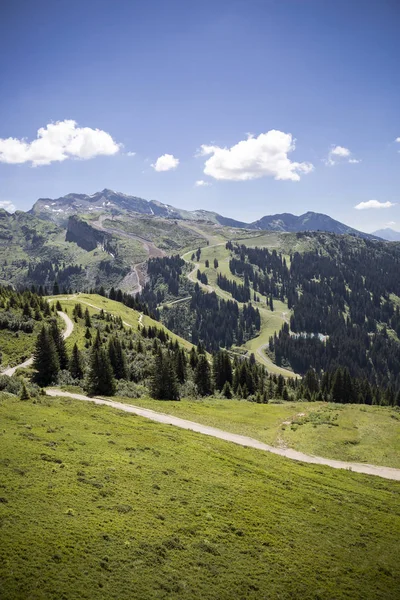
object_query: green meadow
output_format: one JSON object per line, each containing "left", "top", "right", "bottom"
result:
{"left": 0, "top": 393, "right": 399, "bottom": 600}
{"left": 102, "top": 396, "right": 400, "bottom": 469}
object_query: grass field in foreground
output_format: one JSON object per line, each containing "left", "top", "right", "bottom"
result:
{"left": 107, "top": 396, "right": 400, "bottom": 469}
{"left": 0, "top": 393, "right": 399, "bottom": 600}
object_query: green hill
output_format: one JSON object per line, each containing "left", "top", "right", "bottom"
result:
{"left": 0, "top": 392, "right": 399, "bottom": 600}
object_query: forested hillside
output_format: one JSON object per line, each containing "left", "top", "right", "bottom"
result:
{"left": 226, "top": 234, "right": 400, "bottom": 401}
{"left": 128, "top": 233, "right": 400, "bottom": 406}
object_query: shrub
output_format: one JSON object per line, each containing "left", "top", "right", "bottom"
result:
{"left": 116, "top": 380, "right": 145, "bottom": 399}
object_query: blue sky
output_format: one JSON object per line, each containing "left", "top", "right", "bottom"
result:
{"left": 0, "top": 0, "right": 399, "bottom": 231}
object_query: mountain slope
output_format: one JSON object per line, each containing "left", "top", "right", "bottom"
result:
{"left": 29, "top": 189, "right": 374, "bottom": 239}
{"left": 30, "top": 188, "right": 248, "bottom": 228}
{"left": 0, "top": 209, "right": 141, "bottom": 290}
{"left": 249, "top": 211, "right": 378, "bottom": 239}
{"left": 372, "top": 228, "right": 400, "bottom": 241}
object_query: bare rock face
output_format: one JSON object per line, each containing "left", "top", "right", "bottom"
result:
{"left": 66, "top": 215, "right": 111, "bottom": 251}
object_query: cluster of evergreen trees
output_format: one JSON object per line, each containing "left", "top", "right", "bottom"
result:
{"left": 29, "top": 300, "right": 271, "bottom": 402}
{"left": 27, "top": 260, "right": 83, "bottom": 288}
{"left": 226, "top": 235, "right": 400, "bottom": 396}
{"left": 134, "top": 255, "right": 188, "bottom": 312}
{"left": 161, "top": 284, "right": 261, "bottom": 351}
{"left": 122, "top": 255, "right": 262, "bottom": 352}
{"left": 299, "top": 366, "right": 400, "bottom": 406}
{"left": 217, "top": 273, "right": 251, "bottom": 302}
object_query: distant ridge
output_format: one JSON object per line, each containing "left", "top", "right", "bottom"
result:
{"left": 30, "top": 188, "right": 378, "bottom": 240}
{"left": 371, "top": 228, "right": 400, "bottom": 242}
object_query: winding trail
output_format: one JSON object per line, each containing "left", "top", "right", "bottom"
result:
{"left": 2, "top": 311, "right": 74, "bottom": 376}
{"left": 46, "top": 388, "right": 400, "bottom": 481}
{"left": 182, "top": 241, "right": 297, "bottom": 377}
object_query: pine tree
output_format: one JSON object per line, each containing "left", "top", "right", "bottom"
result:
{"left": 84, "top": 308, "right": 91, "bottom": 327}
{"left": 53, "top": 280, "right": 60, "bottom": 295}
{"left": 189, "top": 347, "right": 198, "bottom": 369}
{"left": 108, "top": 337, "right": 127, "bottom": 380}
{"left": 150, "top": 348, "right": 179, "bottom": 400}
{"left": 213, "top": 350, "right": 232, "bottom": 391}
{"left": 175, "top": 349, "right": 187, "bottom": 384}
{"left": 20, "top": 381, "right": 30, "bottom": 400}
{"left": 331, "top": 368, "right": 344, "bottom": 403}
{"left": 50, "top": 320, "right": 68, "bottom": 370}
{"left": 86, "top": 343, "right": 116, "bottom": 396}
{"left": 222, "top": 381, "right": 233, "bottom": 399}
{"left": 69, "top": 343, "right": 84, "bottom": 380}
{"left": 194, "top": 355, "right": 212, "bottom": 396}
{"left": 33, "top": 326, "right": 60, "bottom": 386}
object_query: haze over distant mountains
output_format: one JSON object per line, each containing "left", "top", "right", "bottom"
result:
{"left": 30, "top": 188, "right": 379, "bottom": 240}
{"left": 371, "top": 228, "right": 400, "bottom": 242}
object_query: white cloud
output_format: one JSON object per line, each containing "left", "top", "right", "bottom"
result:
{"left": 195, "top": 179, "right": 211, "bottom": 187}
{"left": 387, "top": 221, "right": 396, "bottom": 226}
{"left": 0, "top": 200, "right": 16, "bottom": 213}
{"left": 331, "top": 145, "right": 351, "bottom": 158}
{"left": 354, "top": 200, "right": 396, "bottom": 210}
{"left": 325, "top": 145, "right": 360, "bottom": 166}
{"left": 395, "top": 137, "right": 400, "bottom": 143}
{"left": 199, "top": 130, "right": 314, "bottom": 182}
{"left": 0, "top": 120, "right": 121, "bottom": 167}
{"left": 151, "top": 153, "right": 179, "bottom": 172}
{"left": 126, "top": 151, "right": 136, "bottom": 157}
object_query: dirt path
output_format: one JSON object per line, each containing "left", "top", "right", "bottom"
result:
{"left": 2, "top": 311, "right": 74, "bottom": 377}
{"left": 46, "top": 389, "right": 400, "bottom": 481}
{"left": 255, "top": 340, "right": 297, "bottom": 379}
{"left": 161, "top": 296, "right": 191, "bottom": 308}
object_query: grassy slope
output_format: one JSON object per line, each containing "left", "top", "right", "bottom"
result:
{"left": 101, "top": 397, "right": 400, "bottom": 469}
{"left": 52, "top": 294, "right": 196, "bottom": 352}
{"left": 0, "top": 312, "right": 64, "bottom": 369}
{"left": 0, "top": 211, "right": 146, "bottom": 290}
{"left": 0, "top": 393, "right": 399, "bottom": 600}
{"left": 103, "top": 216, "right": 206, "bottom": 254}
{"left": 182, "top": 243, "right": 294, "bottom": 376}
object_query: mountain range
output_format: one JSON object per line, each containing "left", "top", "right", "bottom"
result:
{"left": 371, "top": 228, "right": 400, "bottom": 242}
{"left": 30, "top": 188, "right": 379, "bottom": 240}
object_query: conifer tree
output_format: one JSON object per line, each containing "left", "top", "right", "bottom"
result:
{"left": 108, "top": 337, "right": 127, "bottom": 380}
{"left": 150, "top": 348, "right": 179, "bottom": 400}
{"left": 33, "top": 325, "right": 60, "bottom": 386}
{"left": 175, "top": 348, "right": 187, "bottom": 384}
{"left": 50, "top": 320, "right": 68, "bottom": 370}
{"left": 84, "top": 308, "right": 91, "bottom": 327}
{"left": 69, "top": 343, "right": 84, "bottom": 380}
{"left": 222, "top": 381, "right": 233, "bottom": 399}
{"left": 194, "top": 355, "right": 212, "bottom": 396}
{"left": 20, "top": 381, "right": 30, "bottom": 400}
{"left": 86, "top": 339, "right": 116, "bottom": 396}
{"left": 189, "top": 347, "right": 198, "bottom": 369}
